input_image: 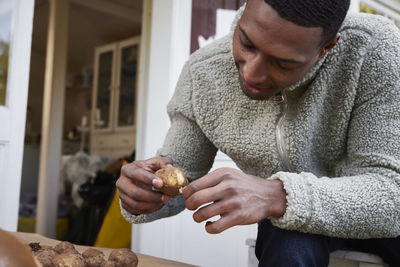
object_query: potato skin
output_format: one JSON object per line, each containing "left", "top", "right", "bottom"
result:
{"left": 85, "top": 255, "right": 106, "bottom": 267}
{"left": 82, "top": 248, "right": 104, "bottom": 259}
{"left": 108, "top": 248, "right": 138, "bottom": 267}
{"left": 28, "top": 240, "right": 140, "bottom": 267}
{"left": 100, "top": 261, "right": 117, "bottom": 267}
{"left": 54, "top": 241, "right": 79, "bottom": 255}
{"left": 51, "top": 253, "right": 85, "bottom": 267}
{"left": 83, "top": 248, "right": 105, "bottom": 267}
{"left": 155, "top": 166, "right": 188, "bottom": 197}
{"left": 34, "top": 248, "right": 59, "bottom": 267}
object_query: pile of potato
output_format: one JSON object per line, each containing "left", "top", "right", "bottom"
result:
{"left": 29, "top": 241, "right": 138, "bottom": 267}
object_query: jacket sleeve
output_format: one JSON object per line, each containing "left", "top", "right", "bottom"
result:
{"left": 268, "top": 24, "right": 400, "bottom": 238}
{"left": 121, "top": 61, "right": 218, "bottom": 224}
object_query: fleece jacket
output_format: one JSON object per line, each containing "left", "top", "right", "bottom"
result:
{"left": 121, "top": 8, "right": 400, "bottom": 239}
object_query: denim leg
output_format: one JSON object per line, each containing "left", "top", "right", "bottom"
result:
{"left": 255, "top": 219, "right": 345, "bottom": 267}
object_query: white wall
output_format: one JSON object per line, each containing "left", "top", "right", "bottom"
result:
{"left": 133, "top": 1, "right": 257, "bottom": 266}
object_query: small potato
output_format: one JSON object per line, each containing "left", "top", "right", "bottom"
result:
{"left": 83, "top": 248, "right": 105, "bottom": 267}
{"left": 82, "top": 248, "right": 104, "bottom": 259}
{"left": 28, "top": 242, "right": 42, "bottom": 253}
{"left": 100, "top": 261, "right": 117, "bottom": 267}
{"left": 85, "top": 255, "right": 106, "bottom": 267}
{"left": 54, "top": 241, "right": 78, "bottom": 255}
{"left": 155, "top": 166, "right": 188, "bottom": 197}
{"left": 51, "top": 253, "right": 85, "bottom": 267}
{"left": 108, "top": 248, "right": 138, "bottom": 267}
{"left": 34, "top": 249, "right": 59, "bottom": 267}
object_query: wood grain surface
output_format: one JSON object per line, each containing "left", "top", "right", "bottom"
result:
{"left": 10, "top": 232, "right": 198, "bottom": 267}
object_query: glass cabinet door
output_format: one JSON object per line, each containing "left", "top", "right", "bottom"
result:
{"left": 94, "top": 49, "right": 114, "bottom": 129}
{"left": 0, "top": 1, "right": 14, "bottom": 106}
{"left": 116, "top": 38, "right": 139, "bottom": 128}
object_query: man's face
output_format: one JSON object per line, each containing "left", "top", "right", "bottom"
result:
{"left": 233, "top": 0, "right": 327, "bottom": 100}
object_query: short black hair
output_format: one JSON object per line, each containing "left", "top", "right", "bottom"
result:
{"left": 264, "top": 0, "right": 350, "bottom": 46}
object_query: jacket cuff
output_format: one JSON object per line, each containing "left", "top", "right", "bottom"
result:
{"left": 119, "top": 200, "right": 151, "bottom": 224}
{"left": 267, "top": 172, "right": 313, "bottom": 230}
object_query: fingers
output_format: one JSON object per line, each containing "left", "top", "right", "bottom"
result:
{"left": 117, "top": 176, "right": 164, "bottom": 203}
{"left": 192, "top": 199, "right": 235, "bottom": 223}
{"left": 137, "top": 157, "right": 173, "bottom": 172}
{"left": 116, "top": 157, "right": 173, "bottom": 215}
{"left": 185, "top": 182, "right": 223, "bottom": 211}
{"left": 121, "top": 157, "right": 173, "bottom": 189}
{"left": 182, "top": 169, "right": 225, "bottom": 200}
{"left": 119, "top": 190, "right": 165, "bottom": 214}
{"left": 205, "top": 213, "right": 242, "bottom": 234}
{"left": 117, "top": 177, "right": 169, "bottom": 214}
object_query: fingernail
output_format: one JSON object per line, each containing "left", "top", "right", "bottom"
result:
{"left": 152, "top": 178, "right": 162, "bottom": 187}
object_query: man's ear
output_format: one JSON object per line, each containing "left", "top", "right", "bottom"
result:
{"left": 319, "top": 33, "right": 340, "bottom": 59}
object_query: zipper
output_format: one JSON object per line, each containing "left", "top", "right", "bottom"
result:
{"left": 276, "top": 90, "right": 292, "bottom": 172}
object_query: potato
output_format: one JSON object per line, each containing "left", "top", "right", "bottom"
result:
{"left": 53, "top": 241, "right": 79, "bottom": 255}
{"left": 29, "top": 242, "right": 42, "bottom": 253}
{"left": 155, "top": 166, "right": 188, "bottom": 197}
{"left": 34, "top": 248, "right": 58, "bottom": 267}
{"left": 82, "top": 248, "right": 104, "bottom": 259}
{"left": 51, "top": 253, "right": 85, "bottom": 267}
{"left": 100, "top": 261, "right": 117, "bottom": 267}
{"left": 83, "top": 248, "right": 105, "bottom": 267}
{"left": 27, "top": 239, "right": 141, "bottom": 267}
{"left": 108, "top": 248, "right": 138, "bottom": 267}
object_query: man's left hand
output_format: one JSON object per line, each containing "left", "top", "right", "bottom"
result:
{"left": 182, "top": 168, "right": 287, "bottom": 234}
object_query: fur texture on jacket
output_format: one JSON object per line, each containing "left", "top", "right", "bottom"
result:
{"left": 122, "top": 8, "right": 400, "bottom": 239}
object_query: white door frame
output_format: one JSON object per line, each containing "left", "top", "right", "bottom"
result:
{"left": 0, "top": 0, "right": 34, "bottom": 231}
{"left": 36, "top": 0, "right": 69, "bottom": 238}
{"left": 350, "top": 0, "right": 360, "bottom": 12}
{"left": 132, "top": 0, "right": 193, "bottom": 254}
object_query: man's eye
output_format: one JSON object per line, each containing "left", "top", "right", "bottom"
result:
{"left": 242, "top": 42, "right": 255, "bottom": 50}
{"left": 239, "top": 36, "right": 255, "bottom": 50}
{"left": 274, "top": 60, "right": 295, "bottom": 71}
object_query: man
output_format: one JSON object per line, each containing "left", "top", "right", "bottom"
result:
{"left": 117, "top": 0, "right": 400, "bottom": 266}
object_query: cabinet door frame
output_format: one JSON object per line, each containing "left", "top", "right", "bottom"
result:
{"left": 113, "top": 36, "right": 141, "bottom": 133}
{"left": 91, "top": 43, "right": 118, "bottom": 134}
{"left": 0, "top": 0, "right": 34, "bottom": 230}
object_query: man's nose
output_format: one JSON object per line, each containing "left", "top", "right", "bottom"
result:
{"left": 242, "top": 54, "right": 268, "bottom": 86}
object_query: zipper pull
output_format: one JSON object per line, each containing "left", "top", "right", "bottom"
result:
{"left": 273, "top": 91, "right": 286, "bottom": 104}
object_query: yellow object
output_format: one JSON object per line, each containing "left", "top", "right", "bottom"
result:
{"left": 94, "top": 190, "right": 131, "bottom": 248}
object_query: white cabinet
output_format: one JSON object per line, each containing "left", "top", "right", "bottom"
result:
{"left": 90, "top": 36, "right": 140, "bottom": 158}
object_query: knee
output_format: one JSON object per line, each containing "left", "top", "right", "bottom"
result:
{"left": 255, "top": 220, "right": 333, "bottom": 267}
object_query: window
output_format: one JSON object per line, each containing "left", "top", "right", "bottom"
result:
{"left": 191, "top": 0, "right": 246, "bottom": 53}
{"left": 0, "top": 0, "right": 15, "bottom": 106}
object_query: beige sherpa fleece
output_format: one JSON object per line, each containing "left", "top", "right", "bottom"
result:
{"left": 121, "top": 8, "right": 400, "bottom": 239}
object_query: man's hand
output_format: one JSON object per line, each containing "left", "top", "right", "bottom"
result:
{"left": 182, "top": 168, "right": 287, "bottom": 234}
{"left": 116, "top": 157, "right": 173, "bottom": 215}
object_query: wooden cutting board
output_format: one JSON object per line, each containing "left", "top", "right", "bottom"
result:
{"left": 10, "top": 232, "right": 198, "bottom": 267}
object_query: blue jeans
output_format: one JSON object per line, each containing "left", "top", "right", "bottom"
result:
{"left": 255, "top": 219, "right": 400, "bottom": 267}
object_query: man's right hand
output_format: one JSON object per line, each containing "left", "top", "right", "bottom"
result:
{"left": 116, "top": 157, "right": 173, "bottom": 215}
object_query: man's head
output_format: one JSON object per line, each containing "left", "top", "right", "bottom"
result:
{"left": 233, "top": 0, "right": 350, "bottom": 100}
{"left": 264, "top": 0, "right": 350, "bottom": 47}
